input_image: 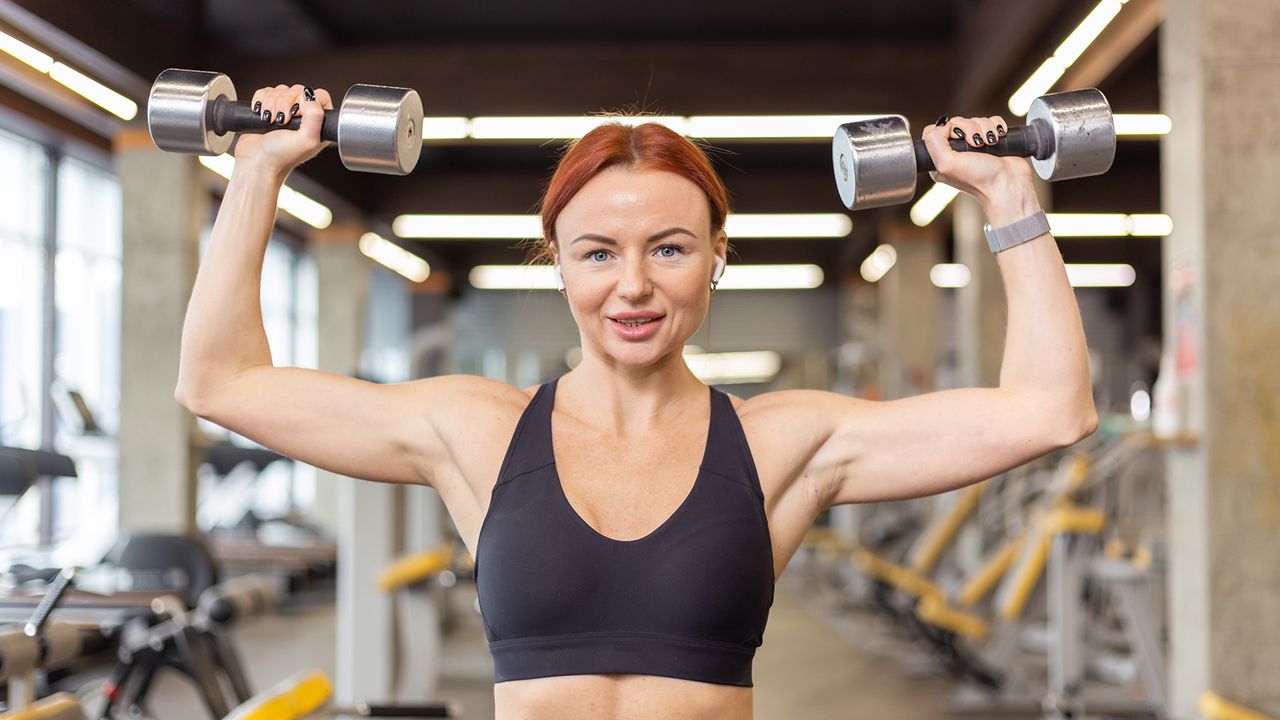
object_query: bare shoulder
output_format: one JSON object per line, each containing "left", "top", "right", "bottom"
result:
{"left": 729, "top": 388, "right": 860, "bottom": 505}
{"left": 724, "top": 388, "right": 863, "bottom": 569}
{"left": 411, "top": 374, "right": 536, "bottom": 497}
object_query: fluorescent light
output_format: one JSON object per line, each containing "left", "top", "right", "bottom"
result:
{"left": 469, "top": 264, "right": 558, "bottom": 290}
{"left": 359, "top": 233, "right": 430, "bottom": 282}
{"left": 1055, "top": 0, "right": 1127, "bottom": 67}
{"left": 1009, "top": 57, "right": 1070, "bottom": 116}
{"left": 0, "top": 28, "right": 53, "bottom": 72}
{"left": 1048, "top": 213, "right": 1128, "bottom": 236}
{"left": 1047, "top": 213, "right": 1172, "bottom": 237}
{"left": 725, "top": 213, "right": 852, "bottom": 238}
{"left": 277, "top": 185, "right": 333, "bottom": 229}
{"left": 469, "top": 116, "right": 688, "bottom": 140}
{"left": 684, "top": 349, "right": 781, "bottom": 385}
{"left": 198, "top": 154, "right": 333, "bottom": 229}
{"left": 1008, "top": 0, "right": 1128, "bottom": 116}
{"left": 198, "top": 153, "right": 236, "bottom": 178}
{"left": 930, "top": 263, "right": 971, "bottom": 288}
{"left": 717, "top": 264, "right": 824, "bottom": 289}
{"left": 49, "top": 62, "right": 137, "bottom": 120}
{"left": 860, "top": 244, "right": 898, "bottom": 283}
{"left": 393, "top": 214, "right": 540, "bottom": 239}
{"left": 1066, "top": 263, "right": 1136, "bottom": 287}
{"left": 910, "top": 183, "right": 961, "bottom": 226}
{"left": 1128, "top": 214, "right": 1173, "bottom": 236}
{"left": 685, "top": 115, "right": 872, "bottom": 139}
{"left": 1115, "top": 114, "right": 1172, "bottom": 136}
{"left": 420, "top": 117, "right": 470, "bottom": 140}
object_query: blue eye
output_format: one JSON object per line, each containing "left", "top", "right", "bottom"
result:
{"left": 589, "top": 250, "right": 609, "bottom": 262}
{"left": 657, "top": 245, "right": 682, "bottom": 258}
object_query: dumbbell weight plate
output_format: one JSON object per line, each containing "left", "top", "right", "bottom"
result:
{"left": 1026, "top": 88, "right": 1115, "bottom": 182}
{"left": 337, "top": 84, "right": 423, "bottom": 175}
{"left": 148, "top": 69, "right": 236, "bottom": 156}
{"left": 832, "top": 114, "right": 918, "bottom": 211}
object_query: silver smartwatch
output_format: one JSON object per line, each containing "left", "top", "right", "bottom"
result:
{"left": 983, "top": 210, "right": 1050, "bottom": 254}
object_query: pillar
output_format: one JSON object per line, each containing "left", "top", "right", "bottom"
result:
{"left": 878, "top": 222, "right": 942, "bottom": 398}
{"left": 953, "top": 194, "right": 1006, "bottom": 388}
{"left": 114, "top": 129, "right": 203, "bottom": 534}
{"left": 1161, "top": 0, "right": 1280, "bottom": 714}
{"left": 310, "top": 226, "right": 393, "bottom": 703}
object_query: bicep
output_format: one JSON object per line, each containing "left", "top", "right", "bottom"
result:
{"left": 809, "top": 388, "right": 1078, "bottom": 507}
{"left": 191, "top": 369, "right": 492, "bottom": 487}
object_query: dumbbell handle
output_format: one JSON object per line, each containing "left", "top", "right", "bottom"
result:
{"left": 209, "top": 95, "right": 340, "bottom": 143}
{"left": 912, "top": 121, "right": 1054, "bottom": 172}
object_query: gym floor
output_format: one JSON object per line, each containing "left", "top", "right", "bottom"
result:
{"left": 138, "top": 567, "right": 950, "bottom": 719}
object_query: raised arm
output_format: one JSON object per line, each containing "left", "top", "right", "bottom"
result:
{"left": 174, "top": 83, "right": 518, "bottom": 489}
{"left": 753, "top": 113, "right": 1097, "bottom": 509}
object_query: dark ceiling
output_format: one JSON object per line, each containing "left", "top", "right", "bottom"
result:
{"left": 5, "top": 0, "right": 1164, "bottom": 284}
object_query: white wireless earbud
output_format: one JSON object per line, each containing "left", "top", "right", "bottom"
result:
{"left": 553, "top": 265, "right": 566, "bottom": 292}
{"left": 712, "top": 256, "right": 725, "bottom": 283}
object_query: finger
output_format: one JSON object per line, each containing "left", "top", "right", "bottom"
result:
{"left": 975, "top": 118, "right": 999, "bottom": 147}
{"left": 297, "top": 94, "right": 326, "bottom": 143}
{"left": 312, "top": 88, "right": 335, "bottom": 111}
{"left": 285, "top": 84, "right": 307, "bottom": 122}
{"left": 250, "top": 87, "right": 271, "bottom": 118}
{"left": 989, "top": 115, "right": 1008, "bottom": 138}
{"left": 269, "top": 84, "right": 290, "bottom": 125}
{"left": 948, "top": 118, "right": 983, "bottom": 148}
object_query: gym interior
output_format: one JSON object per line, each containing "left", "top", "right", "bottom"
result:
{"left": 1, "top": 1, "right": 1277, "bottom": 718}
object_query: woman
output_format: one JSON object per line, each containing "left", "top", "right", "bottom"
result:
{"left": 176, "top": 84, "right": 1096, "bottom": 719}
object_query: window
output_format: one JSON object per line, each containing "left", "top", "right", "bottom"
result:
{"left": 0, "top": 129, "right": 48, "bottom": 549}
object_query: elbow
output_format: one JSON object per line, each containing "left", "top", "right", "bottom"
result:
{"left": 1052, "top": 400, "right": 1099, "bottom": 449}
{"left": 174, "top": 372, "right": 215, "bottom": 418}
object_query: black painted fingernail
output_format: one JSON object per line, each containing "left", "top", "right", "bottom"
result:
{"left": 935, "top": 115, "right": 947, "bottom": 126}
{"left": 972, "top": 133, "right": 983, "bottom": 146}
{"left": 262, "top": 110, "right": 271, "bottom": 122}
{"left": 275, "top": 112, "right": 285, "bottom": 124}
{"left": 953, "top": 127, "right": 965, "bottom": 140}
{"left": 303, "top": 86, "right": 315, "bottom": 101}
{"left": 289, "top": 103, "right": 300, "bottom": 117}
{"left": 986, "top": 131, "right": 997, "bottom": 144}
{"left": 997, "top": 124, "right": 1006, "bottom": 136}
{"left": 253, "top": 101, "right": 261, "bottom": 114}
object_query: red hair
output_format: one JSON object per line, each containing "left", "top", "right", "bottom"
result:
{"left": 530, "top": 122, "right": 730, "bottom": 263}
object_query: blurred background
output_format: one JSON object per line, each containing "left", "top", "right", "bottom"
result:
{"left": 0, "top": 0, "right": 1275, "bottom": 718}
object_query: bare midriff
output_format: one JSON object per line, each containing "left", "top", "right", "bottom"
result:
{"left": 493, "top": 674, "right": 753, "bottom": 719}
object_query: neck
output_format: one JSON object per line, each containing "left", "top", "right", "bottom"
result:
{"left": 560, "top": 351, "right": 706, "bottom": 435}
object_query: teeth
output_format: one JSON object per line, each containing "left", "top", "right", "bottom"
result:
{"left": 617, "top": 318, "right": 654, "bottom": 327}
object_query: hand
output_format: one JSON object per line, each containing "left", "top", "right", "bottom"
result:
{"left": 921, "top": 115, "right": 1034, "bottom": 205}
{"left": 232, "top": 84, "right": 335, "bottom": 178}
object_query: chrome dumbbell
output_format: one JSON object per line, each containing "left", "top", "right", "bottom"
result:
{"left": 832, "top": 88, "right": 1115, "bottom": 211}
{"left": 147, "top": 68, "right": 423, "bottom": 175}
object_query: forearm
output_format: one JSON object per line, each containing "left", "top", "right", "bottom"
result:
{"left": 176, "top": 161, "right": 286, "bottom": 404}
{"left": 982, "top": 183, "right": 1096, "bottom": 435}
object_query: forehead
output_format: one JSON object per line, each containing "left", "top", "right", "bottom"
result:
{"left": 555, "top": 166, "right": 710, "bottom": 238}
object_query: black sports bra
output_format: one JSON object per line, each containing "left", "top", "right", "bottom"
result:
{"left": 474, "top": 379, "right": 776, "bottom": 687}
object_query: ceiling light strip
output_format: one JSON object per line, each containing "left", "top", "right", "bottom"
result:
{"left": 0, "top": 28, "right": 137, "bottom": 120}
{"left": 198, "top": 154, "right": 333, "bottom": 229}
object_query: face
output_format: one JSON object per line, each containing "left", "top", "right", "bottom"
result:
{"left": 552, "top": 166, "right": 728, "bottom": 369}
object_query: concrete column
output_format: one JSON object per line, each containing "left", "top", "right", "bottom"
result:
{"left": 310, "top": 226, "right": 392, "bottom": 703}
{"left": 953, "top": 194, "right": 1005, "bottom": 388}
{"left": 878, "top": 222, "right": 942, "bottom": 399}
{"left": 1162, "top": 1, "right": 1280, "bottom": 714}
{"left": 113, "top": 129, "right": 203, "bottom": 534}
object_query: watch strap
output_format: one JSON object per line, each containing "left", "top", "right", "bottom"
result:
{"left": 983, "top": 210, "right": 1050, "bottom": 253}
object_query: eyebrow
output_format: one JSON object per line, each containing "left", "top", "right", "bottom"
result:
{"left": 569, "top": 227, "right": 698, "bottom": 246}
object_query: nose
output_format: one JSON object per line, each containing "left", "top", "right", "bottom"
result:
{"left": 615, "top": 255, "right": 652, "bottom": 301}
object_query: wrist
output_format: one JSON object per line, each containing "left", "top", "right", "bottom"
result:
{"left": 980, "top": 183, "right": 1042, "bottom": 227}
{"left": 232, "top": 156, "right": 290, "bottom": 188}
